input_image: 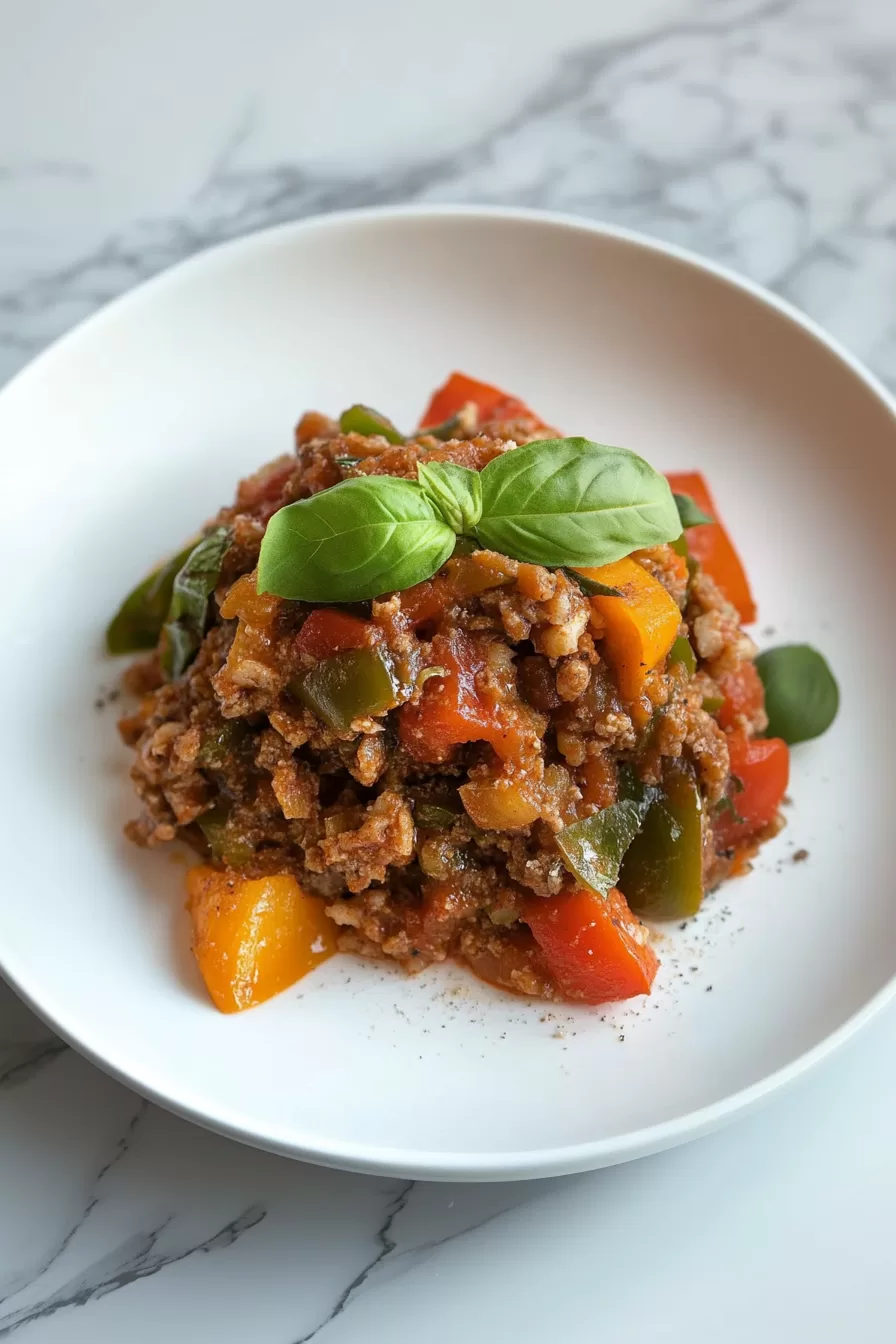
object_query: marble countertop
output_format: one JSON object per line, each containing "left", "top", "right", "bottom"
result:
{"left": 2, "top": 1, "right": 895, "bottom": 1338}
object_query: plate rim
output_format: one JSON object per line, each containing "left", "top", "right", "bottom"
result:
{"left": 2, "top": 202, "right": 894, "bottom": 1181}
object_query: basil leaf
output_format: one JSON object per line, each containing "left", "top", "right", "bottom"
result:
{"left": 106, "top": 540, "right": 196, "bottom": 655}
{"left": 556, "top": 797, "right": 650, "bottom": 896}
{"left": 563, "top": 568, "right": 622, "bottom": 598}
{"left": 475, "top": 438, "right": 682, "bottom": 567}
{"left": 674, "top": 492, "right": 714, "bottom": 528}
{"left": 754, "top": 644, "right": 839, "bottom": 744}
{"left": 258, "top": 477, "right": 455, "bottom": 602}
{"left": 417, "top": 461, "right": 482, "bottom": 535}
{"left": 161, "top": 526, "right": 232, "bottom": 680}
{"left": 670, "top": 532, "right": 690, "bottom": 559}
{"left": 339, "top": 404, "right": 405, "bottom": 445}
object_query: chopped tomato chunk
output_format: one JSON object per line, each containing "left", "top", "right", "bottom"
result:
{"left": 665, "top": 471, "right": 756, "bottom": 624}
{"left": 398, "top": 629, "right": 541, "bottom": 764}
{"left": 523, "top": 887, "right": 658, "bottom": 1004}
{"left": 420, "top": 371, "right": 547, "bottom": 430}
{"left": 399, "top": 576, "right": 454, "bottom": 628}
{"left": 294, "top": 608, "right": 374, "bottom": 660}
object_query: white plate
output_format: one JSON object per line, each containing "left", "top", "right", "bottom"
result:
{"left": 0, "top": 207, "right": 893, "bottom": 1181}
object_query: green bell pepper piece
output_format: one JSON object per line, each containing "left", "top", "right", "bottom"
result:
{"left": 106, "top": 540, "right": 196, "bottom": 655}
{"left": 668, "top": 635, "right": 696, "bottom": 676}
{"left": 414, "top": 800, "right": 462, "bottom": 828}
{"left": 339, "top": 404, "right": 405, "bottom": 444}
{"left": 161, "top": 526, "right": 232, "bottom": 680}
{"left": 618, "top": 759, "right": 704, "bottom": 919}
{"left": 197, "top": 721, "right": 250, "bottom": 770}
{"left": 198, "top": 805, "right": 254, "bottom": 868}
{"left": 422, "top": 412, "right": 463, "bottom": 441}
{"left": 292, "top": 646, "right": 399, "bottom": 733}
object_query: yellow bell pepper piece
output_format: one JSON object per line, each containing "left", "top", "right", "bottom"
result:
{"left": 186, "top": 867, "right": 337, "bottom": 1013}
{"left": 576, "top": 558, "right": 681, "bottom": 703}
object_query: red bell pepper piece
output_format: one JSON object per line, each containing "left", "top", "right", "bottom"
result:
{"left": 294, "top": 609, "right": 374, "bottom": 660}
{"left": 665, "top": 471, "right": 757, "bottom": 625}
{"left": 523, "top": 887, "right": 658, "bottom": 1004}
{"left": 420, "top": 371, "right": 547, "bottom": 430}
{"left": 718, "top": 661, "right": 766, "bottom": 731}
{"left": 715, "top": 728, "right": 789, "bottom": 848}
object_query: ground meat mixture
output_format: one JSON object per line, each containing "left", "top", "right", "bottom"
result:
{"left": 118, "top": 402, "right": 778, "bottom": 1003}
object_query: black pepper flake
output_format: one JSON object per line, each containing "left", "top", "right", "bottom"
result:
{"left": 705, "top": 985, "right": 713, "bottom": 992}
{"left": 792, "top": 848, "right": 809, "bottom": 863}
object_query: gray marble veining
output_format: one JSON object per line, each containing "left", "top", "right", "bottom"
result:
{"left": 3, "top": 0, "right": 896, "bottom": 387}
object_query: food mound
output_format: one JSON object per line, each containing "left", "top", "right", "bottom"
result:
{"left": 110, "top": 372, "right": 820, "bottom": 1014}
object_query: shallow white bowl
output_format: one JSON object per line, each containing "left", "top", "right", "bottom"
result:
{"left": 1, "top": 206, "right": 893, "bottom": 1181}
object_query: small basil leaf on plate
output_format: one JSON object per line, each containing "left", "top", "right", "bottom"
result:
{"left": 417, "top": 461, "right": 482, "bottom": 535}
{"left": 754, "top": 644, "right": 839, "bottom": 745}
{"left": 564, "top": 568, "right": 622, "bottom": 598}
{"left": 339, "top": 404, "right": 405, "bottom": 445}
{"left": 258, "top": 476, "right": 455, "bottom": 602}
{"left": 674, "top": 492, "right": 714, "bottom": 528}
{"left": 161, "top": 526, "right": 232, "bottom": 680}
{"left": 556, "top": 797, "right": 651, "bottom": 896}
{"left": 106, "top": 540, "right": 197, "bottom": 655}
{"left": 475, "top": 438, "right": 682, "bottom": 567}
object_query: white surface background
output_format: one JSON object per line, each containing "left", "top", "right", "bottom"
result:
{"left": 1, "top": 0, "right": 895, "bottom": 1338}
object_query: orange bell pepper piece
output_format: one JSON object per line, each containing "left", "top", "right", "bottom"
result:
{"left": 523, "top": 887, "right": 658, "bottom": 1004}
{"left": 665, "top": 471, "right": 756, "bottom": 624}
{"left": 186, "top": 867, "right": 337, "bottom": 1012}
{"left": 419, "top": 371, "right": 547, "bottom": 430}
{"left": 576, "top": 557, "right": 681, "bottom": 704}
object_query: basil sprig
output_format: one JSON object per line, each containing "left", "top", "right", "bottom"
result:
{"left": 258, "top": 438, "right": 681, "bottom": 603}
{"left": 417, "top": 462, "right": 482, "bottom": 535}
{"left": 755, "top": 644, "right": 839, "bottom": 744}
